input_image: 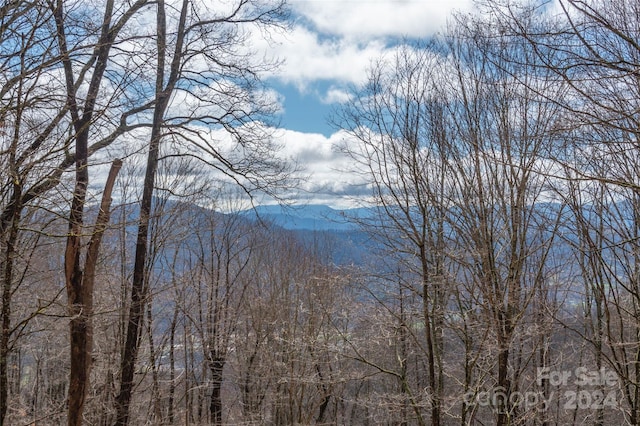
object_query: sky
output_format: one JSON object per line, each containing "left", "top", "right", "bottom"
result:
{"left": 253, "top": 0, "right": 474, "bottom": 208}
{"left": 85, "top": 0, "right": 475, "bottom": 211}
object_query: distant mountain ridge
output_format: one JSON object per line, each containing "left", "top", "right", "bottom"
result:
{"left": 239, "top": 204, "right": 373, "bottom": 231}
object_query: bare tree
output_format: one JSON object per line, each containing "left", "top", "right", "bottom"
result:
{"left": 180, "top": 200, "right": 255, "bottom": 424}
{"left": 64, "top": 159, "right": 121, "bottom": 426}
{"left": 490, "top": 0, "right": 640, "bottom": 189}
{"left": 0, "top": 4, "right": 64, "bottom": 422}
{"left": 334, "top": 12, "right": 565, "bottom": 423}
{"left": 335, "top": 43, "right": 453, "bottom": 426}
{"left": 1, "top": 1, "right": 150, "bottom": 423}
{"left": 51, "top": 1, "right": 153, "bottom": 424}
{"left": 113, "top": 1, "right": 291, "bottom": 424}
{"left": 488, "top": 1, "right": 640, "bottom": 423}
{"left": 442, "top": 18, "right": 562, "bottom": 424}
{"left": 227, "top": 223, "right": 350, "bottom": 425}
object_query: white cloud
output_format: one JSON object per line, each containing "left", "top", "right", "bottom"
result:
{"left": 290, "top": 0, "right": 474, "bottom": 40}
{"left": 227, "top": 1, "right": 481, "bottom": 206}
{"left": 277, "top": 128, "right": 372, "bottom": 207}
{"left": 252, "top": 1, "right": 474, "bottom": 99}
{"left": 321, "top": 86, "right": 353, "bottom": 104}
{"left": 84, "top": 122, "right": 371, "bottom": 209}
{"left": 256, "top": 24, "right": 388, "bottom": 89}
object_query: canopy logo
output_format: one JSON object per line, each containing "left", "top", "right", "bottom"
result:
{"left": 463, "top": 367, "right": 619, "bottom": 413}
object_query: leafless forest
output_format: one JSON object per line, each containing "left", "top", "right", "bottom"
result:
{"left": 1, "top": 0, "right": 640, "bottom": 425}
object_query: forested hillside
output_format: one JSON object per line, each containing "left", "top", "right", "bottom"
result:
{"left": 1, "top": 0, "right": 640, "bottom": 425}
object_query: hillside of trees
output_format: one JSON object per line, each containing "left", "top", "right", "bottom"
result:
{"left": 2, "top": 0, "right": 640, "bottom": 425}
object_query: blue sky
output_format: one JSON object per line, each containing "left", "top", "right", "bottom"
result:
{"left": 252, "top": 0, "right": 474, "bottom": 207}
{"left": 272, "top": 80, "right": 336, "bottom": 136}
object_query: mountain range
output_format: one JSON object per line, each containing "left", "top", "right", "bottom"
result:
{"left": 238, "top": 204, "right": 376, "bottom": 266}
{"left": 239, "top": 204, "right": 373, "bottom": 231}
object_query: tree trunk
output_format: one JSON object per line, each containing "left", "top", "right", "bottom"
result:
{"left": 67, "top": 159, "right": 121, "bottom": 426}
{"left": 114, "top": 1, "right": 187, "bottom": 424}
{"left": 423, "top": 280, "right": 439, "bottom": 426}
{"left": 0, "top": 184, "right": 21, "bottom": 426}
{"left": 209, "top": 356, "right": 225, "bottom": 425}
{"left": 496, "top": 331, "right": 511, "bottom": 426}
{"left": 168, "top": 304, "right": 178, "bottom": 425}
